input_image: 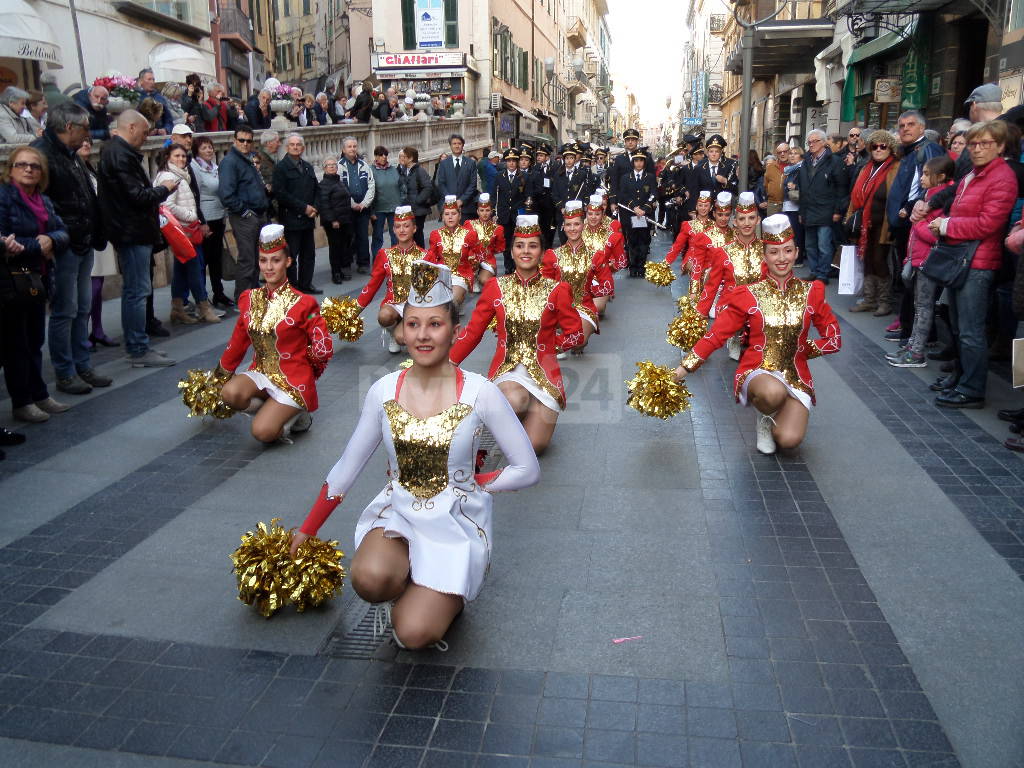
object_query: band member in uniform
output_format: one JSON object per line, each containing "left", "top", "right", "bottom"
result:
{"left": 609, "top": 128, "right": 655, "bottom": 216}
{"left": 494, "top": 147, "right": 528, "bottom": 273}
{"left": 675, "top": 214, "right": 841, "bottom": 455}
{"left": 681, "top": 144, "right": 706, "bottom": 220}
{"left": 591, "top": 146, "right": 610, "bottom": 192}
{"left": 357, "top": 205, "right": 437, "bottom": 353}
{"left": 531, "top": 143, "right": 558, "bottom": 248}
{"left": 291, "top": 261, "right": 540, "bottom": 652}
{"left": 218, "top": 224, "right": 333, "bottom": 443}
{"left": 465, "top": 192, "right": 503, "bottom": 289}
{"left": 616, "top": 147, "right": 658, "bottom": 277}
{"left": 660, "top": 145, "right": 691, "bottom": 238}
{"left": 428, "top": 195, "right": 480, "bottom": 306}
{"left": 450, "top": 215, "right": 584, "bottom": 455}
{"left": 553, "top": 142, "right": 595, "bottom": 244}
{"left": 688, "top": 134, "right": 738, "bottom": 200}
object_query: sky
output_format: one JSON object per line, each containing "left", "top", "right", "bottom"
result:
{"left": 606, "top": 0, "right": 689, "bottom": 125}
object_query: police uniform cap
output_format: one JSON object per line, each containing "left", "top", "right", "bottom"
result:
{"left": 623, "top": 128, "right": 640, "bottom": 140}
{"left": 502, "top": 147, "right": 520, "bottom": 161}
{"left": 706, "top": 134, "right": 727, "bottom": 150}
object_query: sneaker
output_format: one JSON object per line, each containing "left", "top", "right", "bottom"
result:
{"left": 78, "top": 369, "right": 113, "bottom": 388}
{"left": 884, "top": 345, "right": 907, "bottom": 361}
{"left": 756, "top": 414, "right": 777, "bottom": 455}
{"left": 888, "top": 350, "right": 927, "bottom": 368}
{"left": 885, "top": 320, "right": 900, "bottom": 332}
{"left": 290, "top": 412, "right": 312, "bottom": 434}
{"left": 12, "top": 404, "right": 48, "bottom": 423}
{"left": 556, "top": 351, "right": 567, "bottom": 360}
{"left": 35, "top": 397, "right": 70, "bottom": 414}
{"left": 56, "top": 375, "right": 92, "bottom": 395}
{"left": 884, "top": 330, "right": 903, "bottom": 342}
{"left": 0, "top": 427, "right": 26, "bottom": 446}
{"left": 129, "top": 350, "right": 176, "bottom": 367}
{"left": 727, "top": 335, "right": 742, "bottom": 361}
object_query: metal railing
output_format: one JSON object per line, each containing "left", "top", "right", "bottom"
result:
{"left": 218, "top": 4, "right": 255, "bottom": 48}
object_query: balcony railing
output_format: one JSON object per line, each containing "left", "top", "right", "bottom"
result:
{"left": 567, "top": 17, "right": 587, "bottom": 49}
{"left": 218, "top": 4, "right": 254, "bottom": 49}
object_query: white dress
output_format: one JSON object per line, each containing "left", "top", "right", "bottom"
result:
{"left": 325, "top": 368, "right": 540, "bottom": 601}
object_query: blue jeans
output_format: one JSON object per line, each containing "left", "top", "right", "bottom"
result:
{"left": 171, "top": 246, "right": 208, "bottom": 303}
{"left": 371, "top": 211, "right": 396, "bottom": 256}
{"left": 117, "top": 244, "right": 153, "bottom": 358}
{"left": 352, "top": 209, "right": 372, "bottom": 268}
{"left": 948, "top": 268, "right": 995, "bottom": 398}
{"left": 803, "top": 224, "right": 834, "bottom": 281}
{"left": 48, "top": 246, "right": 94, "bottom": 378}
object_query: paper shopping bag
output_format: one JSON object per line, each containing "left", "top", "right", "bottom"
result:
{"left": 837, "top": 244, "right": 863, "bottom": 295}
{"left": 1013, "top": 338, "right": 1023, "bottom": 389}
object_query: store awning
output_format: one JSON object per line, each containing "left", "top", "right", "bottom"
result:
{"left": 502, "top": 98, "right": 539, "bottom": 128}
{"left": 847, "top": 20, "right": 917, "bottom": 65}
{"left": 148, "top": 42, "right": 216, "bottom": 83}
{"left": 0, "top": 0, "right": 62, "bottom": 68}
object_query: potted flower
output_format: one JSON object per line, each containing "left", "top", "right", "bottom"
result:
{"left": 413, "top": 92, "right": 432, "bottom": 116}
{"left": 450, "top": 93, "right": 465, "bottom": 118}
{"left": 92, "top": 74, "right": 138, "bottom": 114}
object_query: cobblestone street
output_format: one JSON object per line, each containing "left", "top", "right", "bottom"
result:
{"left": 0, "top": 232, "right": 1022, "bottom": 768}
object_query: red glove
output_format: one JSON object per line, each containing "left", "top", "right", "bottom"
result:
{"left": 299, "top": 484, "right": 341, "bottom": 536}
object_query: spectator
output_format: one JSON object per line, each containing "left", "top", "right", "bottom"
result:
{"left": 257, "top": 129, "right": 279, "bottom": 217}
{"left": 948, "top": 132, "right": 967, "bottom": 160}
{"left": 31, "top": 101, "right": 112, "bottom": 395}
{"left": 217, "top": 126, "right": 268, "bottom": 302}
{"left": 40, "top": 71, "right": 67, "bottom": 110}
{"left": 887, "top": 110, "right": 944, "bottom": 271}
{"left": 23, "top": 91, "right": 47, "bottom": 134}
{"left": 136, "top": 68, "right": 174, "bottom": 135}
{"left": 478, "top": 149, "right": 500, "bottom": 198}
{"left": 271, "top": 133, "right": 320, "bottom": 293}
{"left": 160, "top": 83, "right": 188, "bottom": 126}
{"left": 0, "top": 87, "right": 39, "bottom": 143}
{"left": 846, "top": 129, "right": 900, "bottom": 315}
{"left": 992, "top": 124, "right": 1024, "bottom": 363}
{"left": 376, "top": 94, "right": 401, "bottom": 122}
{"left": 782, "top": 145, "right": 804, "bottom": 259}
{"left": 762, "top": 143, "right": 789, "bottom": 216}
{"left": 797, "top": 129, "right": 847, "bottom": 284}
{"left": 137, "top": 97, "right": 165, "bottom": 136}
{"left": 317, "top": 156, "right": 353, "bottom": 283}
{"left": 842, "top": 126, "right": 869, "bottom": 193}
{"left": 746, "top": 149, "right": 765, "bottom": 194}
{"left": 313, "top": 92, "right": 334, "bottom": 126}
{"left": 436, "top": 133, "right": 479, "bottom": 222}
{"left": 153, "top": 144, "right": 220, "bottom": 324}
{"left": 97, "top": 110, "right": 177, "bottom": 367}
{"left": 370, "top": 145, "right": 404, "bottom": 259}
{"left": 400, "top": 96, "right": 415, "bottom": 121}
{"left": 76, "top": 137, "right": 119, "bottom": 348}
{"left": 180, "top": 74, "right": 203, "bottom": 129}
{"left": 191, "top": 135, "right": 233, "bottom": 309}
{"left": 929, "top": 120, "right": 1017, "bottom": 409}
{"left": 245, "top": 89, "right": 273, "bottom": 130}
{"left": 398, "top": 145, "right": 433, "bottom": 248}
{"left": 0, "top": 146, "right": 71, "bottom": 421}
{"left": 73, "top": 85, "right": 112, "bottom": 140}
{"left": 331, "top": 90, "right": 347, "bottom": 122}
{"left": 302, "top": 93, "right": 317, "bottom": 125}
{"left": 339, "top": 136, "right": 376, "bottom": 271}
{"left": 431, "top": 95, "right": 445, "bottom": 117}
{"left": 349, "top": 83, "right": 374, "bottom": 123}
{"left": 201, "top": 83, "right": 233, "bottom": 132}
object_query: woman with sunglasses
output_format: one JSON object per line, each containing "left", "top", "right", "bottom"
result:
{"left": 0, "top": 147, "right": 71, "bottom": 423}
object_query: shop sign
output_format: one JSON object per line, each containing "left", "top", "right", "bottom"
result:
{"left": 374, "top": 52, "right": 465, "bottom": 70}
{"left": 499, "top": 116, "right": 514, "bottom": 133}
{"left": 999, "top": 71, "right": 1022, "bottom": 113}
{"left": 415, "top": 0, "right": 444, "bottom": 48}
{"left": 901, "top": 21, "right": 930, "bottom": 110}
{"left": 874, "top": 78, "right": 901, "bottom": 103}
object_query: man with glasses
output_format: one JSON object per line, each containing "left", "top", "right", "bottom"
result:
{"left": 796, "top": 129, "right": 847, "bottom": 284}
{"left": 219, "top": 127, "right": 270, "bottom": 301}
{"left": 32, "top": 102, "right": 114, "bottom": 392}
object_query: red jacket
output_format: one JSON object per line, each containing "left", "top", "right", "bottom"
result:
{"left": 465, "top": 219, "right": 504, "bottom": 274}
{"left": 665, "top": 217, "right": 711, "bottom": 268}
{"left": 357, "top": 243, "right": 440, "bottom": 308}
{"left": 908, "top": 182, "right": 952, "bottom": 268}
{"left": 428, "top": 225, "right": 481, "bottom": 284}
{"left": 945, "top": 155, "right": 1016, "bottom": 271}
{"left": 202, "top": 98, "right": 230, "bottom": 132}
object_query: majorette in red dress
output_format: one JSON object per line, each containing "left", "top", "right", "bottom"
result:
{"left": 357, "top": 243, "right": 439, "bottom": 312}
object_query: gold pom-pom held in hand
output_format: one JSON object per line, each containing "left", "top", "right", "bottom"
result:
{"left": 230, "top": 518, "right": 346, "bottom": 618}
{"left": 320, "top": 296, "right": 364, "bottom": 342}
{"left": 666, "top": 296, "right": 709, "bottom": 350}
{"left": 626, "top": 361, "right": 692, "bottom": 419}
{"left": 644, "top": 261, "right": 676, "bottom": 287}
{"left": 177, "top": 367, "right": 234, "bottom": 419}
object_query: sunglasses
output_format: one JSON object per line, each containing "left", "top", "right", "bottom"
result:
{"left": 236, "top": 138, "right": 253, "bottom": 144}
{"left": 13, "top": 161, "right": 42, "bottom": 172}
{"left": 870, "top": 143, "right": 889, "bottom": 151}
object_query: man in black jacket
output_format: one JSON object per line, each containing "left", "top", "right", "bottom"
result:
{"left": 71, "top": 86, "right": 111, "bottom": 140}
{"left": 272, "top": 134, "right": 321, "bottom": 293}
{"left": 219, "top": 127, "right": 270, "bottom": 301}
{"left": 553, "top": 143, "right": 595, "bottom": 244}
{"left": 609, "top": 128, "right": 654, "bottom": 214}
{"left": 688, "top": 134, "right": 737, "bottom": 200}
{"left": 617, "top": 148, "right": 658, "bottom": 277}
{"left": 530, "top": 143, "right": 558, "bottom": 248}
{"left": 797, "top": 129, "right": 847, "bottom": 284}
{"left": 660, "top": 147, "right": 690, "bottom": 238}
{"left": 32, "top": 102, "right": 114, "bottom": 393}
{"left": 97, "top": 110, "right": 178, "bottom": 367}
{"left": 494, "top": 147, "right": 528, "bottom": 272}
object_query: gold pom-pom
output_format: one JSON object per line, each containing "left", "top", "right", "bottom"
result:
{"left": 666, "top": 296, "right": 709, "bottom": 349}
{"left": 230, "top": 518, "right": 346, "bottom": 618}
{"left": 644, "top": 261, "right": 675, "bottom": 287}
{"left": 625, "top": 361, "right": 692, "bottom": 419}
{"left": 178, "top": 368, "right": 234, "bottom": 419}
{"left": 398, "top": 358, "right": 414, "bottom": 370}
{"left": 320, "top": 296, "right": 364, "bottom": 342}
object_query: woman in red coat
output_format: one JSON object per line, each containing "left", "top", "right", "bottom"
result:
{"left": 451, "top": 214, "right": 584, "bottom": 454}
{"left": 464, "top": 192, "right": 503, "bottom": 290}
{"left": 218, "top": 225, "right": 333, "bottom": 443}
{"left": 675, "top": 215, "right": 841, "bottom": 455}
{"left": 428, "top": 195, "right": 480, "bottom": 306}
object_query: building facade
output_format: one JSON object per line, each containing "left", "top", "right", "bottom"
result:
{"left": 680, "top": 0, "right": 728, "bottom": 143}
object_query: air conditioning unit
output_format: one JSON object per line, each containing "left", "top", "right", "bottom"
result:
{"left": 489, "top": 92, "right": 502, "bottom": 112}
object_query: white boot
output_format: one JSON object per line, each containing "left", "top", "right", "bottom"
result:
{"left": 382, "top": 327, "right": 401, "bottom": 354}
{"left": 727, "top": 335, "right": 742, "bottom": 361}
{"left": 756, "top": 413, "right": 777, "bottom": 455}
{"left": 290, "top": 411, "right": 312, "bottom": 434}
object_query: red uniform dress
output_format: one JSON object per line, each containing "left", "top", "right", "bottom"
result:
{"left": 665, "top": 217, "right": 712, "bottom": 279}
{"left": 682, "top": 275, "right": 841, "bottom": 407}
{"left": 428, "top": 226, "right": 481, "bottom": 289}
{"left": 541, "top": 242, "right": 610, "bottom": 330}
{"left": 698, "top": 232, "right": 769, "bottom": 316}
{"left": 357, "top": 243, "right": 437, "bottom": 313}
{"left": 690, "top": 224, "right": 733, "bottom": 314}
{"left": 583, "top": 222, "right": 626, "bottom": 271}
{"left": 465, "top": 219, "right": 504, "bottom": 276}
{"left": 220, "top": 283, "right": 333, "bottom": 412}
{"left": 451, "top": 272, "right": 584, "bottom": 411}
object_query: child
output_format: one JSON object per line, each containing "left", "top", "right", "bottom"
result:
{"left": 887, "top": 155, "right": 955, "bottom": 368}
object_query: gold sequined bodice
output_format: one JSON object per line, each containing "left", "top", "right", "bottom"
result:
{"left": 725, "top": 236, "right": 765, "bottom": 285}
{"left": 386, "top": 246, "right": 422, "bottom": 304}
{"left": 705, "top": 225, "right": 730, "bottom": 249}
{"left": 552, "top": 243, "right": 593, "bottom": 305}
{"left": 748, "top": 279, "right": 811, "bottom": 394}
{"left": 469, "top": 220, "right": 496, "bottom": 251}
{"left": 383, "top": 400, "right": 473, "bottom": 499}
{"left": 494, "top": 274, "right": 563, "bottom": 404}
{"left": 247, "top": 284, "right": 304, "bottom": 407}
{"left": 582, "top": 224, "right": 609, "bottom": 255}
{"left": 689, "top": 218, "right": 710, "bottom": 236}
{"left": 438, "top": 227, "right": 469, "bottom": 272}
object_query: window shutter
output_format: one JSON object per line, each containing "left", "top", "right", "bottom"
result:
{"left": 444, "top": 0, "right": 458, "bottom": 48}
{"left": 520, "top": 50, "right": 528, "bottom": 90}
{"left": 402, "top": 0, "right": 416, "bottom": 50}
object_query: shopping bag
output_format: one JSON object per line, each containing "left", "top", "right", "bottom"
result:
{"left": 1013, "top": 338, "right": 1023, "bottom": 389}
{"left": 837, "top": 244, "right": 863, "bottom": 295}
{"left": 159, "top": 207, "right": 196, "bottom": 264}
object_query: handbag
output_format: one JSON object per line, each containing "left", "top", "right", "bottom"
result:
{"left": 0, "top": 260, "right": 46, "bottom": 308}
{"left": 159, "top": 206, "right": 197, "bottom": 264}
{"left": 844, "top": 208, "right": 863, "bottom": 242}
{"left": 920, "top": 237, "right": 979, "bottom": 290}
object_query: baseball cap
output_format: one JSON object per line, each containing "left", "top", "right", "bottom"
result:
{"left": 171, "top": 124, "right": 194, "bottom": 135}
{"left": 488, "top": 150, "right": 501, "bottom": 159}
{"left": 965, "top": 83, "right": 1002, "bottom": 104}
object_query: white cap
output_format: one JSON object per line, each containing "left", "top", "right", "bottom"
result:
{"left": 171, "top": 124, "right": 193, "bottom": 135}
{"left": 478, "top": 193, "right": 491, "bottom": 204}
{"left": 407, "top": 260, "right": 454, "bottom": 308}
{"left": 698, "top": 190, "right": 712, "bottom": 199}
{"left": 564, "top": 200, "right": 583, "bottom": 213}
{"left": 736, "top": 191, "right": 756, "bottom": 210}
{"left": 394, "top": 205, "right": 413, "bottom": 220}
{"left": 404, "top": 97, "right": 414, "bottom": 104}
{"left": 514, "top": 214, "right": 541, "bottom": 237}
{"left": 588, "top": 194, "right": 604, "bottom": 207}
{"left": 714, "top": 191, "right": 733, "bottom": 208}
{"left": 259, "top": 223, "right": 286, "bottom": 253}
{"left": 443, "top": 194, "right": 458, "bottom": 208}
{"left": 761, "top": 213, "right": 795, "bottom": 244}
